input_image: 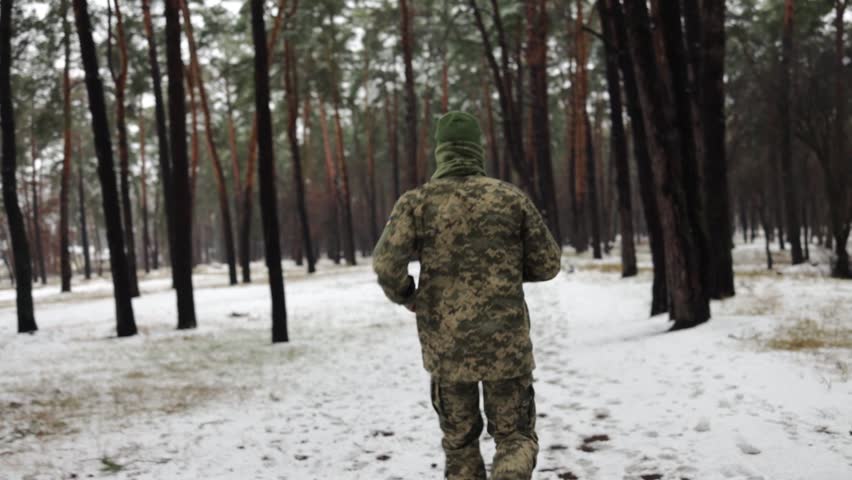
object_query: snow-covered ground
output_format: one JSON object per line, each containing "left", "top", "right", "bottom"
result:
{"left": 1, "top": 242, "right": 850, "bottom": 480}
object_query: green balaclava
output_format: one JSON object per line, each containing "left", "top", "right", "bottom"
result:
{"left": 432, "top": 111, "right": 487, "bottom": 180}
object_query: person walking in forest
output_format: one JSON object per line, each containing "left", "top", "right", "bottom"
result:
{"left": 373, "top": 111, "right": 562, "bottom": 480}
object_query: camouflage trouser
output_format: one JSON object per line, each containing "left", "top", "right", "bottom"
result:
{"left": 430, "top": 374, "right": 538, "bottom": 480}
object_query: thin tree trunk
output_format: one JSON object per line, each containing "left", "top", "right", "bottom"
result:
{"left": 780, "top": 0, "right": 804, "bottom": 264}
{"left": 441, "top": 51, "right": 449, "bottom": 114}
{"left": 60, "top": 0, "right": 73, "bottom": 292}
{"left": 30, "top": 117, "right": 46, "bottom": 285}
{"left": 365, "top": 105, "right": 379, "bottom": 247}
{"left": 178, "top": 0, "right": 238, "bottom": 284}
{"left": 108, "top": 0, "right": 140, "bottom": 297}
{"left": 318, "top": 100, "right": 341, "bottom": 264}
{"left": 282, "top": 2, "right": 316, "bottom": 274}
{"left": 1, "top": 0, "right": 37, "bottom": 332}
{"left": 469, "top": 0, "right": 535, "bottom": 199}
{"left": 224, "top": 72, "right": 241, "bottom": 230}
{"left": 141, "top": 0, "right": 176, "bottom": 286}
{"left": 164, "top": 0, "right": 196, "bottom": 330}
{"left": 152, "top": 177, "right": 160, "bottom": 270}
{"left": 482, "top": 72, "right": 501, "bottom": 179}
{"left": 416, "top": 92, "right": 431, "bottom": 183}
{"left": 526, "top": 0, "right": 561, "bottom": 244}
{"left": 758, "top": 194, "right": 773, "bottom": 270}
{"left": 73, "top": 0, "right": 137, "bottom": 336}
{"left": 251, "top": 0, "right": 288, "bottom": 343}
{"left": 333, "top": 94, "right": 357, "bottom": 266}
{"left": 76, "top": 135, "right": 92, "bottom": 279}
{"left": 400, "top": 0, "right": 418, "bottom": 190}
{"left": 600, "top": 0, "right": 637, "bottom": 276}
{"left": 239, "top": 0, "right": 289, "bottom": 283}
{"left": 387, "top": 87, "right": 401, "bottom": 200}
{"left": 585, "top": 111, "right": 602, "bottom": 259}
{"left": 139, "top": 106, "right": 150, "bottom": 274}
{"left": 186, "top": 64, "right": 200, "bottom": 220}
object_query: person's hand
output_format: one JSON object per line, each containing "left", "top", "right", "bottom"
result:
{"left": 405, "top": 303, "right": 416, "bottom": 313}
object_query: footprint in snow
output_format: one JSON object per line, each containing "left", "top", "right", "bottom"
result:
{"left": 736, "top": 440, "right": 761, "bottom": 455}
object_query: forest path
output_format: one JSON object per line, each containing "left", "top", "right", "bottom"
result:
{"left": 1, "top": 247, "right": 851, "bottom": 479}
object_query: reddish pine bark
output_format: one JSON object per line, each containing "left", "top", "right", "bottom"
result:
{"left": 108, "top": 0, "right": 140, "bottom": 297}
{"left": 179, "top": 0, "right": 238, "bottom": 284}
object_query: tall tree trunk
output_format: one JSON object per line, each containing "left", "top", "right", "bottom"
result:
{"left": 387, "top": 87, "right": 401, "bottom": 200}
{"left": 526, "top": 0, "right": 562, "bottom": 245}
{"left": 441, "top": 50, "right": 449, "bottom": 114}
{"left": 60, "top": 0, "right": 73, "bottom": 292}
{"left": 828, "top": 0, "right": 851, "bottom": 277}
{"left": 656, "top": 0, "right": 711, "bottom": 298}
{"left": 29, "top": 117, "right": 46, "bottom": 285}
{"left": 365, "top": 105, "right": 379, "bottom": 247}
{"left": 141, "top": 0, "right": 176, "bottom": 287}
{"left": 585, "top": 111, "right": 602, "bottom": 259}
{"left": 400, "top": 0, "right": 418, "bottom": 190}
{"left": 139, "top": 107, "right": 150, "bottom": 274}
{"left": 76, "top": 135, "right": 92, "bottom": 279}
{"left": 611, "top": 0, "right": 666, "bottom": 314}
{"left": 224, "top": 73, "right": 241, "bottom": 231}
{"left": 600, "top": 0, "right": 637, "bottom": 277}
{"left": 416, "top": 92, "right": 432, "bottom": 182}
{"left": 152, "top": 178, "right": 161, "bottom": 270}
{"left": 697, "top": 0, "right": 735, "bottom": 296}
{"left": 239, "top": 0, "right": 289, "bottom": 283}
{"left": 186, "top": 65, "right": 200, "bottom": 223}
{"left": 318, "top": 100, "right": 341, "bottom": 264}
{"left": 572, "top": 0, "right": 591, "bottom": 254}
{"left": 251, "top": 0, "right": 288, "bottom": 343}
{"left": 178, "top": 0, "right": 238, "bottom": 285}
{"left": 482, "top": 72, "right": 501, "bottom": 179}
{"left": 108, "top": 0, "right": 140, "bottom": 297}
{"left": 624, "top": 0, "right": 710, "bottom": 328}
{"left": 780, "top": 0, "right": 804, "bottom": 264}
{"left": 282, "top": 3, "right": 316, "bottom": 274}
{"left": 73, "top": 0, "right": 137, "bottom": 336}
{"left": 333, "top": 94, "right": 357, "bottom": 266}
{"left": 470, "top": 0, "right": 535, "bottom": 199}
{"left": 164, "top": 0, "right": 197, "bottom": 330}
{"left": 0, "top": 0, "right": 37, "bottom": 332}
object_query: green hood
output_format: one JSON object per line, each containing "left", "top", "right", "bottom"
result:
{"left": 432, "top": 111, "right": 486, "bottom": 180}
{"left": 432, "top": 141, "right": 486, "bottom": 180}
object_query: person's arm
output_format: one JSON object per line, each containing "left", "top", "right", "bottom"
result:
{"left": 521, "top": 196, "right": 562, "bottom": 282}
{"left": 373, "top": 191, "right": 418, "bottom": 305}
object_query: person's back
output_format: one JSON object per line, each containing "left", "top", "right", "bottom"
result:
{"left": 374, "top": 111, "right": 561, "bottom": 480}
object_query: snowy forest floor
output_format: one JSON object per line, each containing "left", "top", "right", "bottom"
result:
{"left": 1, "top": 240, "right": 851, "bottom": 480}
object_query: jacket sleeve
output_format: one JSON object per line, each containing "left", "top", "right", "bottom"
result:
{"left": 521, "top": 196, "right": 562, "bottom": 282}
{"left": 373, "top": 191, "right": 418, "bottom": 304}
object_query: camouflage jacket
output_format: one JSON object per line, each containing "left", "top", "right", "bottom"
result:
{"left": 373, "top": 175, "right": 562, "bottom": 382}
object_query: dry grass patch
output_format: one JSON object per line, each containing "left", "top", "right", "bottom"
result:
{"left": 765, "top": 319, "right": 852, "bottom": 351}
{"left": 574, "top": 262, "right": 653, "bottom": 275}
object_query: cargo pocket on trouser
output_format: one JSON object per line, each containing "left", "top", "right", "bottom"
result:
{"left": 484, "top": 374, "right": 539, "bottom": 480}
{"left": 429, "top": 378, "right": 486, "bottom": 480}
